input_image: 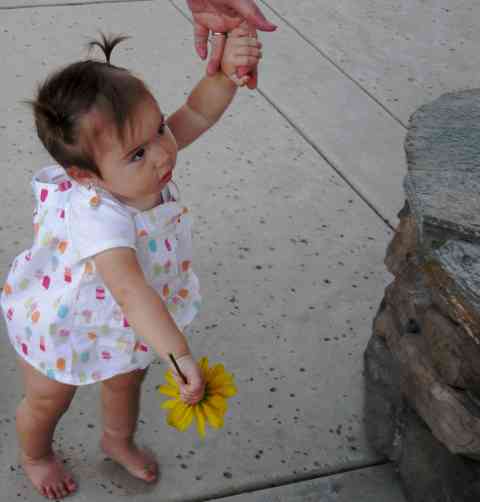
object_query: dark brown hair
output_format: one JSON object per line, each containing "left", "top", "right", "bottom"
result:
{"left": 29, "top": 33, "right": 150, "bottom": 177}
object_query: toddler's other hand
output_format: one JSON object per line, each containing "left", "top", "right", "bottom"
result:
{"left": 221, "top": 25, "right": 262, "bottom": 87}
{"left": 170, "top": 354, "right": 205, "bottom": 405}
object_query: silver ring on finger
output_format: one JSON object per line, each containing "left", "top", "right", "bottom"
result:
{"left": 212, "top": 31, "right": 227, "bottom": 37}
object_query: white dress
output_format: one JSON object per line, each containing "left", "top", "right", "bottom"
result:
{"left": 0, "top": 165, "right": 201, "bottom": 385}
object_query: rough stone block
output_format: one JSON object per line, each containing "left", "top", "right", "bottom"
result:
{"left": 366, "top": 89, "right": 480, "bottom": 502}
{"left": 398, "top": 406, "right": 478, "bottom": 502}
{"left": 424, "top": 308, "right": 480, "bottom": 392}
{"left": 364, "top": 334, "right": 402, "bottom": 460}
{"left": 404, "top": 89, "right": 480, "bottom": 245}
{"left": 384, "top": 263, "right": 431, "bottom": 335}
{"left": 397, "top": 332, "right": 480, "bottom": 459}
{"left": 385, "top": 201, "right": 419, "bottom": 276}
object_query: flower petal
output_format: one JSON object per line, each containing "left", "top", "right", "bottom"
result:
{"left": 204, "top": 366, "right": 216, "bottom": 381}
{"left": 201, "top": 401, "right": 224, "bottom": 429}
{"left": 157, "top": 384, "right": 180, "bottom": 398}
{"left": 207, "top": 363, "right": 226, "bottom": 382}
{"left": 199, "top": 356, "right": 209, "bottom": 374}
{"left": 167, "top": 401, "right": 191, "bottom": 430}
{"left": 194, "top": 404, "right": 206, "bottom": 439}
{"left": 161, "top": 398, "right": 179, "bottom": 410}
{"left": 209, "top": 370, "right": 234, "bottom": 388}
{"left": 209, "top": 383, "right": 237, "bottom": 398}
{"left": 208, "top": 374, "right": 234, "bottom": 390}
{"left": 206, "top": 394, "right": 228, "bottom": 416}
{"left": 165, "top": 369, "right": 179, "bottom": 388}
{"left": 177, "top": 405, "right": 194, "bottom": 431}
{"left": 207, "top": 380, "right": 231, "bottom": 395}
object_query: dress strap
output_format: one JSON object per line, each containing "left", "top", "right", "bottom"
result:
{"left": 32, "top": 165, "right": 74, "bottom": 206}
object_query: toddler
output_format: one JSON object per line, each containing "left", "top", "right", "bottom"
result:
{"left": 1, "top": 28, "right": 261, "bottom": 499}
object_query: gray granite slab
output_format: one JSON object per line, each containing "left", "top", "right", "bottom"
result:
{"left": 432, "top": 240, "right": 480, "bottom": 323}
{"left": 405, "top": 90, "right": 480, "bottom": 243}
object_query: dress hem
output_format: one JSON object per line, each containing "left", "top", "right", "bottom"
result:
{"left": 11, "top": 342, "right": 156, "bottom": 386}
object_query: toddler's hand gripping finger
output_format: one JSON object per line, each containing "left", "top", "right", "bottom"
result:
{"left": 229, "top": 73, "right": 250, "bottom": 87}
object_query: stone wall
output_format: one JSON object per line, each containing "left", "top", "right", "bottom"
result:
{"left": 364, "top": 90, "right": 480, "bottom": 502}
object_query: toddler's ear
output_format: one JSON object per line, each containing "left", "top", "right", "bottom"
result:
{"left": 67, "top": 166, "right": 98, "bottom": 186}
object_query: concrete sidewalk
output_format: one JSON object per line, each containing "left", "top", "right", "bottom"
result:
{"left": 0, "top": 1, "right": 477, "bottom": 500}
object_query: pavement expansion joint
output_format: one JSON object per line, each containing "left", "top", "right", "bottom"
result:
{"left": 256, "top": 88, "right": 395, "bottom": 231}
{"left": 258, "top": 0, "right": 408, "bottom": 130}
{"left": 176, "top": 459, "right": 390, "bottom": 502}
{"left": 0, "top": 0, "right": 152, "bottom": 10}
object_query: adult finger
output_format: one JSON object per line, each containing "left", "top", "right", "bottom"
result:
{"left": 194, "top": 22, "right": 210, "bottom": 60}
{"left": 227, "top": 0, "right": 277, "bottom": 32}
{"left": 207, "top": 32, "right": 227, "bottom": 76}
{"left": 228, "top": 73, "right": 250, "bottom": 87}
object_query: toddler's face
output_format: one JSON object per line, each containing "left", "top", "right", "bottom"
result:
{"left": 86, "top": 94, "right": 177, "bottom": 210}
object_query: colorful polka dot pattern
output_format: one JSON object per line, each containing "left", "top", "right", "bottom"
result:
{"left": 0, "top": 166, "right": 201, "bottom": 385}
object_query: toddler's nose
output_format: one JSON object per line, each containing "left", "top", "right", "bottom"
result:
{"left": 152, "top": 150, "right": 167, "bottom": 168}
{"left": 157, "top": 156, "right": 172, "bottom": 171}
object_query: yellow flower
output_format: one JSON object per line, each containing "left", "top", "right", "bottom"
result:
{"left": 158, "top": 357, "right": 237, "bottom": 438}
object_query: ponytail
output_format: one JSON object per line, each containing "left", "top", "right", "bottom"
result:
{"left": 87, "top": 33, "right": 130, "bottom": 65}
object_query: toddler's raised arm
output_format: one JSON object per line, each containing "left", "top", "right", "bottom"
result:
{"left": 166, "top": 26, "right": 262, "bottom": 150}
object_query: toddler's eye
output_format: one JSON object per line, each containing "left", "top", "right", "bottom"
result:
{"left": 131, "top": 147, "right": 145, "bottom": 162}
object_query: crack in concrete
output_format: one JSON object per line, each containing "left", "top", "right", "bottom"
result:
{"left": 256, "top": 88, "right": 395, "bottom": 230}
{"left": 179, "top": 459, "right": 390, "bottom": 502}
{"left": 258, "top": 0, "right": 408, "bottom": 131}
{"left": 0, "top": 0, "right": 151, "bottom": 10}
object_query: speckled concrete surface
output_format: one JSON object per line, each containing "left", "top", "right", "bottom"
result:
{"left": 215, "top": 464, "right": 406, "bottom": 502}
{"left": 0, "top": 0, "right": 147, "bottom": 7}
{"left": 261, "top": 0, "right": 480, "bottom": 125}
{"left": 4, "top": 0, "right": 474, "bottom": 501}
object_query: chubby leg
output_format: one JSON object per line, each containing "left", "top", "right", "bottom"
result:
{"left": 100, "top": 368, "right": 157, "bottom": 483}
{"left": 16, "top": 358, "right": 77, "bottom": 499}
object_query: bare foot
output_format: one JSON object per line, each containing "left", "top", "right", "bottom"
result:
{"left": 100, "top": 435, "right": 158, "bottom": 483}
{"left": 21, "top": 452, "right": 77, "bottom": 499}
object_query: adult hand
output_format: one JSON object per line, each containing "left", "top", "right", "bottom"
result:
{"left": 187, "top": 0, "right": 276, "bottom": 87}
